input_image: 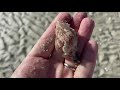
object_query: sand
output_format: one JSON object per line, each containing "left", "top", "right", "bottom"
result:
{"left": 0, "top": 12, "right": 120, "bottom": 78}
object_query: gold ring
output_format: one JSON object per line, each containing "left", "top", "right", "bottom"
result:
{"left": 64, "top": 63, "right": 77, "bottom": 72}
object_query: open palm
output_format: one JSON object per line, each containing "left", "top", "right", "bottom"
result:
{"left": 11, "top": 12, "right": 98, "bottom": 78}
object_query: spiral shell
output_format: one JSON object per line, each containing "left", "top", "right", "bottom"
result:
{"left": 55, "top": 21, "right": 80, "bottom": 63}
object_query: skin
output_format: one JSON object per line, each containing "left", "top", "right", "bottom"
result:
{"left": 11, "top": 12, "right": 98, "bottom": 78}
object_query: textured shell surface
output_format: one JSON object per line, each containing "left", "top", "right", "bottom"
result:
{"left": 55, "top": 21, "right": 80, "bottom": 62}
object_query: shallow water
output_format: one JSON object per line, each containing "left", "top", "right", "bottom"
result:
{"left": 0, "top": 12, "right": 120, "bottom": 78}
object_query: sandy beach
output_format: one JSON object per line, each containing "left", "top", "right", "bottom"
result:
{"left": 0, "top": 12, "right": 120, "bottom": 78}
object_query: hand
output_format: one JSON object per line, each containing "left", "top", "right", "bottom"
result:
{"left": 11, "top": 12, "right": 98, "bottom": 78}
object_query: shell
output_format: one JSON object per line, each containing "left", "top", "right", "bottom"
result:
{"left": 55, "top": 21, "right": 80, "bottom": 63}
